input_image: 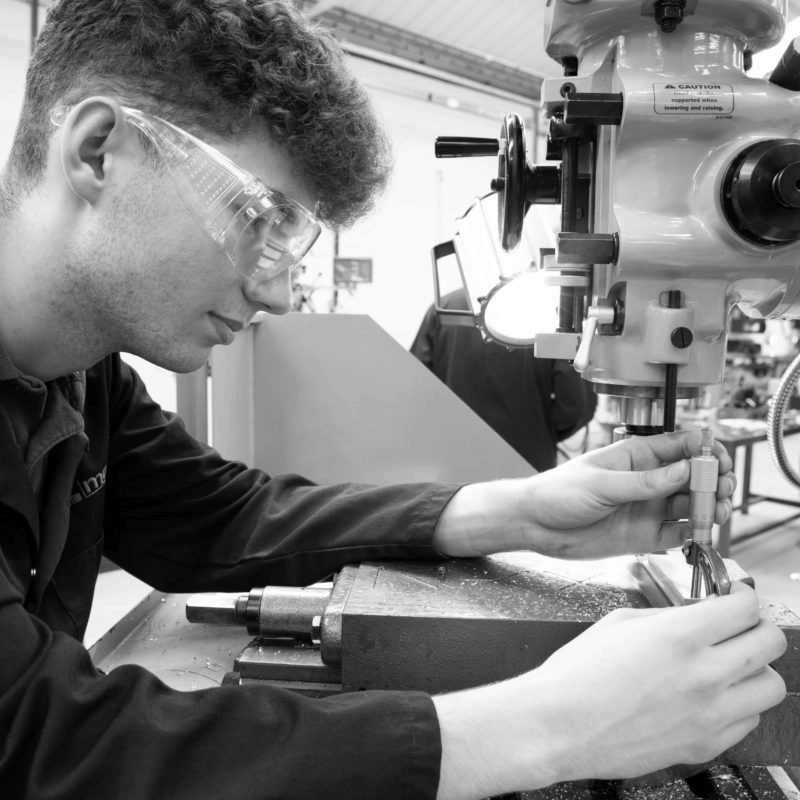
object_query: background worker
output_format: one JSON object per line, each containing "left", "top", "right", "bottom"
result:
{"left": 412, "top": 287, "right": 598, "bottom": 471}
{"left": 0, "top": 1, "right": 785, "bottom": 798}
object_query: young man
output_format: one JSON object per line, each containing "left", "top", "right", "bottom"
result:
{"left": 0, "top": 2, "right": 785, "bottom": 798}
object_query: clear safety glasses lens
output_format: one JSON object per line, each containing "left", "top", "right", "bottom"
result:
{"left": 227, "top": 190, "right": 322, "bottom": 282}
{"left": 51, "top": 105, "right": 320, "bottom": 280}
{"left": 122, "top": 108, "right": 321, "bottom": 279}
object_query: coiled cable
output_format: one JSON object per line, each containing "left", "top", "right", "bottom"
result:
{"left": 767, "top": 350, "right": 800, "bottom": 488}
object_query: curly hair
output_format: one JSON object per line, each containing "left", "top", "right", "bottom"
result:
{"left": 5, "top": 0, "right": 391, "bottom": 227}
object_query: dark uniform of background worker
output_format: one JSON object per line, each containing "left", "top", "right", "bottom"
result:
{"left": 0, "top": 1, "right": 786, "bottom": 798}
{"left": 411, "top": 288, "right": 598, "bottom": 472}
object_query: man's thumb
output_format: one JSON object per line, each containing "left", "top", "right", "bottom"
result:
{"left": 644, "top": 458, "right": 690, "bottom": 496}
{"left": 665, "top": 459, "right": 690, "bottom": 484}
{"left": 607, "top": 459, "right": 690, "bottom": 502}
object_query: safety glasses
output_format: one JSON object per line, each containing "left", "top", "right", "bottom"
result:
{"left": 50, "top": 105, "right": 321, "bottom": 282}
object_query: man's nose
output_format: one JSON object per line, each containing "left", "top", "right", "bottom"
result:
{"left": 243, "top": 269, "right": 292, "bottom": 314}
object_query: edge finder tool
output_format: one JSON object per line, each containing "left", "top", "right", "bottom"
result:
{"left": 682, "top": 429, "right": 730, "bottom": 598}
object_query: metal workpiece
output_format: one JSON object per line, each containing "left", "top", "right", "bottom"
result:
{"left": 683, "top": 542, "right": 731, "bottom": 598}
{"left": 632, "top": 554, "right": 752, "bottom": 609}
{"left": 185, "top": 585, "right": 331, "bottom": 639}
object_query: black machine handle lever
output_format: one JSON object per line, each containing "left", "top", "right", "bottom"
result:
{"left": 435, "top": 137, "right": 499, "bottom": 158}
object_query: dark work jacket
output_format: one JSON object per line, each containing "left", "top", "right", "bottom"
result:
{"left": 411, "top": 290, "right": 598, "bottom": 472}
{"left": 0, "top": 353, "right": 459, "bottom": 799}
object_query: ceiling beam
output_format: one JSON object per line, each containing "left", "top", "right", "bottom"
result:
{"left": 307, "top": 6, "right": 543, "bottom": 102}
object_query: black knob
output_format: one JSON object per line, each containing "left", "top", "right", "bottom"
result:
{"left": 671, "top": 327, "right": 693, "bottom": 349}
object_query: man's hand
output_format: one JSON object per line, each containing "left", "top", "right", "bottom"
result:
{"left": 433, "top": 429, "right": 736, "bottom": 559}
{"left": 433, "top": 583, "right": 787, "bottom": 800}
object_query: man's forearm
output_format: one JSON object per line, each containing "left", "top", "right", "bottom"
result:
{"left": 431, "top": 480, "right": 536, "bottom": 557}
{"left": 433, "top": 676, "right": 563, "bottom": 800}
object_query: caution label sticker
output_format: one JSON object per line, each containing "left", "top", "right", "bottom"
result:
{"left": 653, "top": 83, "right": 735, "bottom": 116}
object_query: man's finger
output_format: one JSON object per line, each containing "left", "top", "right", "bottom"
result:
{"left": 599, "top": 460, "right": 689, "bottom": 505}
{"left": 624, "top": 430, "right": 734, "bottom": 474}
{"left": 673, "top": 582, "right": 761, "bottom": 644}
{"left": 711, "top": 621, "right": 787, "bottom": 679}
{"left": 719, "top": 665, "right": 787, "bottom": 720}
{"left": 718, "top": 472, "right": 737, "bottom": 499}
{"left": 709, "top": 715, "right": 762, "bottom": 760}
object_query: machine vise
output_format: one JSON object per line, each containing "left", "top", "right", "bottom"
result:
{"left": 186, "top": 552, "right": 800, "bottom": 799}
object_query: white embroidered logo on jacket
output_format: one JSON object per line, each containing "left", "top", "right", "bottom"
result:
{"left": 71, "top": 465, "right": 107, "bottom": 505}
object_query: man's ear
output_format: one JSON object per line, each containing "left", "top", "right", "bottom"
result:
{"left": 56, "top": 97, "right": 130, "bottom": 205}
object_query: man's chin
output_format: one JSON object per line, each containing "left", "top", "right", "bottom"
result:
{"left": 143, "top": 347, "right": 212, "bottom": 375}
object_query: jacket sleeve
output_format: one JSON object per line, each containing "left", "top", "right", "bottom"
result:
{"left": 549, "top": 360, "right": 599, "bottom": 442}
{"left": 0, "top": 569, "right": 442, "bottom": 799}
{"left": 103, "top": 356, "right": 462, "bottom": 592}
{"left": 0, "top": 354, "right": 450, "bottom": 798}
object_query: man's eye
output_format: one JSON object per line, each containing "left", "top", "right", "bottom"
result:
{"left": 272, "top": 208, "right": 307, "bottom": 237}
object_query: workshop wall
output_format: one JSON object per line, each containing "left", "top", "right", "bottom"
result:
{"left": 300, "top": 57, "right": 538, "bottom": 348}
{"left": 0, "top": 3, "right": 28, "bottom": 160}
